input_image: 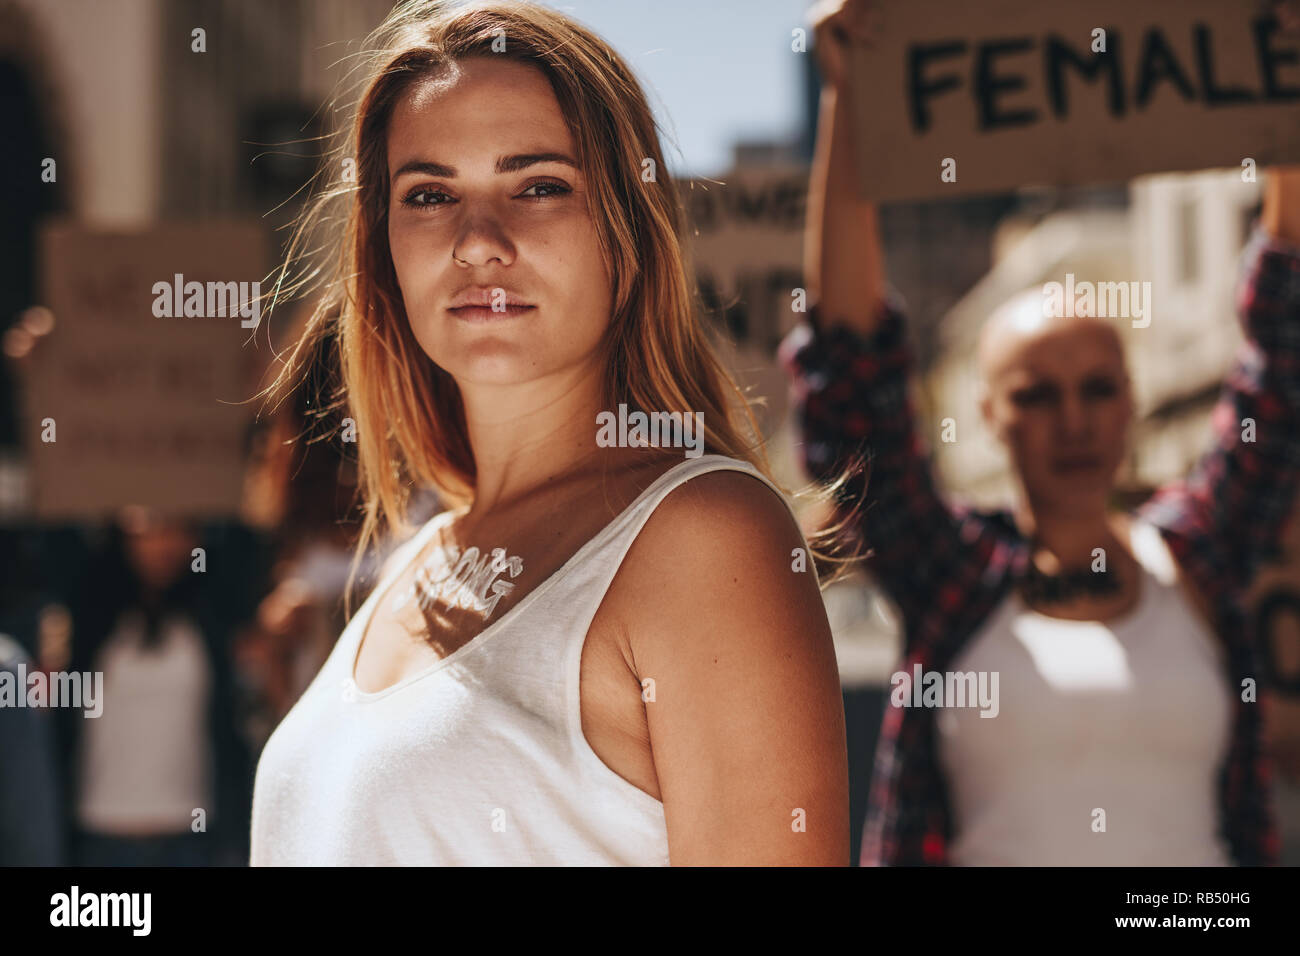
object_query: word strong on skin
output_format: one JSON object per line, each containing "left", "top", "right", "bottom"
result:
{"left": 393, "top": 546, "right": 525, "bottom": 621}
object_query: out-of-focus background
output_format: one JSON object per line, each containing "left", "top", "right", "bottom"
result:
{"left": 1, "top": 0, "right": 1298, "bottom": 865}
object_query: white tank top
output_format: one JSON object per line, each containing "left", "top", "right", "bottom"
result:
{"left": 250, "top": 454, "right": 798, "bottom": 865}
{"left": 78, "top": 612, "right": 213, "bottom": 834}
{"left": 935, "top": 518, "right": 1235, "bottom": 865}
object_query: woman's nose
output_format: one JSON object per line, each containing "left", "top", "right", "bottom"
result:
{"left": 451, "top": 212, "right": 515, "bottom": 268}
{"left": 1058, "top": 395, "right": 1091, "bottom": 438}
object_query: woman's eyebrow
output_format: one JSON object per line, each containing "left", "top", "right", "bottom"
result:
{"left": 497, "top": 152, "right": 578, "bottom": 173}
{"left": 391, "top": 152, "right": 579, "bottom": 180}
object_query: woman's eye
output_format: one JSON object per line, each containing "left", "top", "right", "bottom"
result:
{"left": 400, "top": 187, "right": 451, "bottom": 208}
{"left": 397, "top": 180, "right": 570, "bottom": 208}
{"left": 519, "top": 180, "right": 571, "bottom": 199}
{"left": 1082, "top": 378, "right": 1119, "bottom": 400}
{"left": 1011, "top": 385, "right": 1056, "bottom": 407}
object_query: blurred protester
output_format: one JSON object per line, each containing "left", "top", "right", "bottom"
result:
{"left": 0, "top": 633, "right": 64, "bottom": 865}
{"left": 55, "top": 507, "right": 256, "bottom": 866}
{"left": 783, "top": 0, "right": 1300, "bottom": 865}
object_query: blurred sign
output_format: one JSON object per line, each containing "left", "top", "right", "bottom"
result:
{"left": 849, "top": 0, "right": 1300, "bottom": 200}
{"left": 24, "top": 223, "right": 268, "bottom": 519}
{"left": 681, "top": 166, "right": 808, "bottom": 435}
{"left": 682, "top": 166, "right": 807, "bottom": 351}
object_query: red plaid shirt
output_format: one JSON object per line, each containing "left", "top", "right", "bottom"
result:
{"left": 780, "top": 229, "right": 1300, "bottom": 866}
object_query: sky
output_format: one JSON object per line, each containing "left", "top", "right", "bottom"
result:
{"left": 539, "top": 0, "right": 815, "bottom": 179}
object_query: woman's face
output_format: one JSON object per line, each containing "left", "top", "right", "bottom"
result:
{"left": 120, "top": 510, "right": 198, "bottom": 595}
{"left": 385, "top": 56, "right": 613, "bottom": 388}
{"left": 980, "top": 315, "right": 1134, "bottom": 514}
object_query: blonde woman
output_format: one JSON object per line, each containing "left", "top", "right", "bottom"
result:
{"left": 249, "top": 0, "right": 849, "bottom": 865}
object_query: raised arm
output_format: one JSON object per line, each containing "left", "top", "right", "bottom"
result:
{"left": 804, "top": 5, "right": 886, "bottom": 331}
{"left": 1139, "top": 167, "right": 1300, "bottom": 596}
{"left": 781, "top": 0, "right": 976, "bottom": 635}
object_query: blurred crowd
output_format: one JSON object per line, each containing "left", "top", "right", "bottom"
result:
{"left": 0, "top": 320, "right": 436, "bottom": 866}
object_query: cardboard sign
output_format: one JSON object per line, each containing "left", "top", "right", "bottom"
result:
{"left": 682, "top": 166, "right": 807, "bottom": 353}
{"left": 681, "top": 166, "right": 808, "bottom": 437}
{"left": 849, "top": 0, "right": 1300, "bottom": 200}
{"left": 24, "top": 222, "right": 269, "bottom": 520}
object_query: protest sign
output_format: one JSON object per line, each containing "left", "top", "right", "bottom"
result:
{"left": 682, "top": 166, "right": 808, "bottom": 437}
{"left": 848, "top": 0, "right": 1300, "bottom": 200}
{"left": 24, "top": 222, "right": 268, "bottom": 519}
{"left": 682, "top": 165, "right": 807, "bottom": 353}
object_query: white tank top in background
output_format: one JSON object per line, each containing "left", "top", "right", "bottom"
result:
{"left": 936, "top": 518, "right": 1235, "bottom": 865}
{"left": 78, "top": 612, "right": 213, "bottom": 834}
{"left": 250, "top": 455, "right": 807, "bottom": 866}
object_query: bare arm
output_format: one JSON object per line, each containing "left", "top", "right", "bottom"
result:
{"left": 806, "top": 0, "right": 886, "bottom": 332}
{"left": 1262, "top": 166, "right": 1300, "bottom": 243}
{"left": 618, "top": 472, "right": 850, "bottom": 865}
{"left": 783, "top": 1, "right": 984, "bottom": 636}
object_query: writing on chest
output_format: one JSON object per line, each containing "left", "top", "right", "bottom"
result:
{"left": 392, "top": 545, "right": 525, "bottom": 620}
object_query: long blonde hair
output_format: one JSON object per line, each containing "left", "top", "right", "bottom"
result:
{"left": 262, "top": 0, "right": 858, "bottom": 614}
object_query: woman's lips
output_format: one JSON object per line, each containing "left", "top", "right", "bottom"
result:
{"left": 448, "top": 304, "right": 536, "bottom": 322}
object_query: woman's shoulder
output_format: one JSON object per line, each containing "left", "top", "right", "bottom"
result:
{"left": 602, "top": 454, "right": 833, "bottom": 684}
{"left": 618, "top": 455, "right": 810, "bottom": 596}
{"left": 616, "top": 451, "right": 796, "bottom": 539}
{"left": 0, "top": 633, "right": 31, "bottom": 670}
{"left": 657, "top": 457, "right": 792, "bottom": 525}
